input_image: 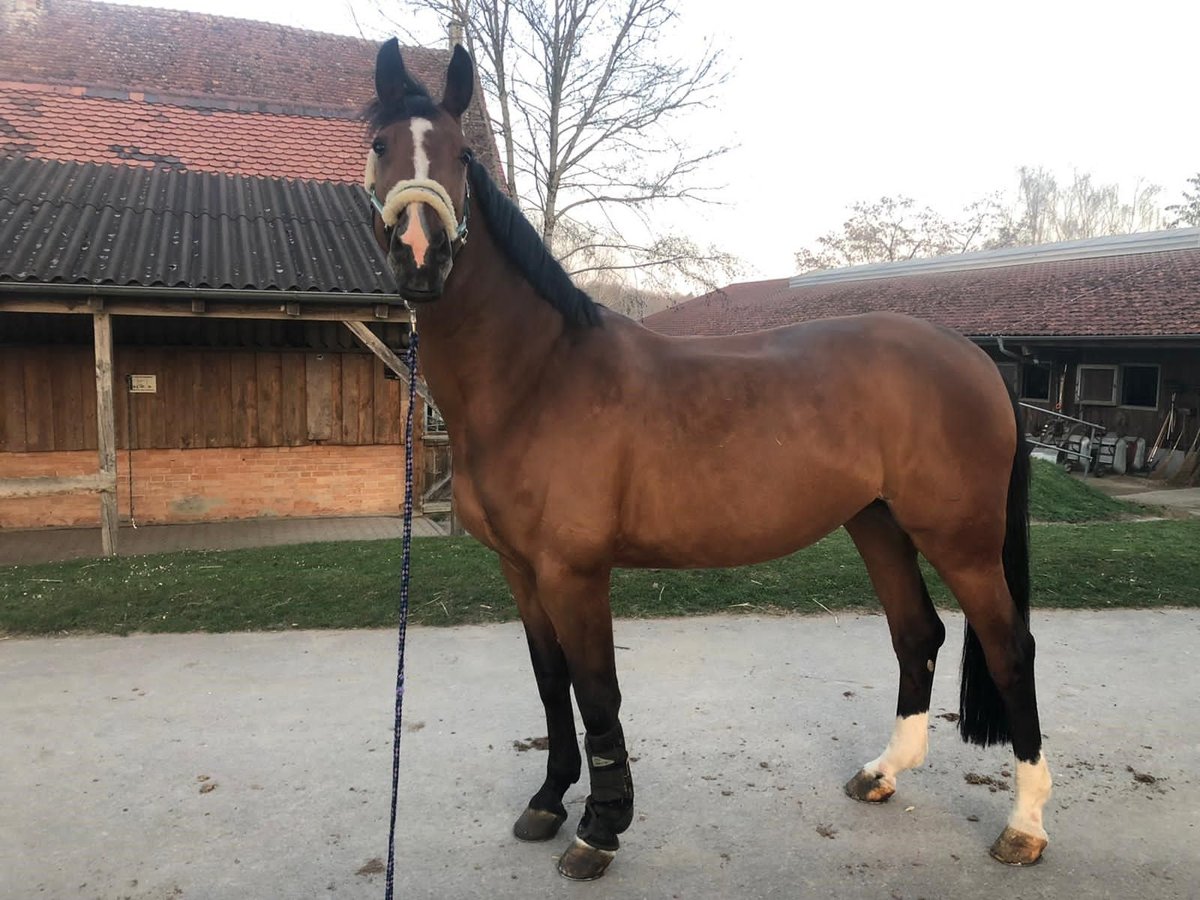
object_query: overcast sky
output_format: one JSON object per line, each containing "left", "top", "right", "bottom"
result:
{"left": 110, "top": 0, "right": 1200, "bottom": 281}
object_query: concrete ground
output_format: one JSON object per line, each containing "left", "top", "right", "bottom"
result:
{"left": 0, "top": 516, "right": 445, "bottom": 567}
{"left": 3, "top": 610, "right": 1197, "bottom": 900}
{"left": 1083, "top": 474, "right": 1200, "bottom": 515}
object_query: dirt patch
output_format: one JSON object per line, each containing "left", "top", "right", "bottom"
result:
{"left": 513, "top": 736, "right": 550, "bottom": 752}
{"left": 816, "top": 824, "right": 838, "bottom": 839}
{"left": 937, "top": 712, "right": 960, "bottom": 723}
{"left": 356, "top": 858, "right": 385, "bottom": 876}
{"left": 1127, "top": 765, "right": 1159, "bottom": 785}
{"left": 964, "top": 772, "right": 1010, "bottom": 792}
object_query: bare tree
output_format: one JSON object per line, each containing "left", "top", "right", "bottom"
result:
{"left": 1166, "top": 173, "right": 1200, "bottom": 227}
{"left": 796, "top": 168, "right": 1168, "bottom": 273}
{"left": 793, "top": 196, "right": 964, "bottom": 272}
{"left": 994, "top": 167, "right": 1163, "bottom": 246}
{"left": 577, "top": 272, "right": 686, "bottom": 318}
{"left": 372, "top": 0, "right": 738, "bottom": 292}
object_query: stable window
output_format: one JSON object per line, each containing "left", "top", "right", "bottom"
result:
{"left": 1020, "top": 364, "right": 1052, "bottom": 402}
{"left": 424, "top": 402, "right": 448, "bottom": 435}
{"left": 1120, "top": 364, "right": 1159, "bottom": 409}
{"left": 1076, "top": 365, "right": 1118, "bottom": 405}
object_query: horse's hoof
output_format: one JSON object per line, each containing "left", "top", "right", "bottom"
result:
{"left": 989, "top": 826, "right": 1047, "bottom": 866}
{"left": 557, "top": 837, "right": 616, "bottom": 881}
{"left": 844, "top": 769, "right": 895, "bottom": 803}
{"left": 513, "top": 807, "right": 567, "bottom": 842}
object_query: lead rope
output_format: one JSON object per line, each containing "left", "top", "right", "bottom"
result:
{"left": 385, "top": 327, "right": 419, "bottom": 900}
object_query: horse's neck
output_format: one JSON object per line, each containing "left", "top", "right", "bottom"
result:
{"left": 413, "top": 219, "right": 567, "bottom": 435}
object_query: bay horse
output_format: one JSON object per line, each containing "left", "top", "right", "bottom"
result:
{"left": 363, "top": 38, "right": 1051, "bottom": 880}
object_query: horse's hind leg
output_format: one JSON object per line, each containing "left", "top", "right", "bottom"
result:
{"left": 843, "top": 502, "right": 946, "bottom": 802}
{"left": 502, "top": 561, "right": 582, "bottom": 843}
{"left": 933, "top": 556, "right": 1051, "bottom": 865}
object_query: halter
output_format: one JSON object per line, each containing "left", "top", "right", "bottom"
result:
{"left": 364, "top": 148, "right": 471, "bottom": 256}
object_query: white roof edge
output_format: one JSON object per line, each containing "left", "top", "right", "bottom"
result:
{"left": 788, "top": 227, "right": 1200, "bottom": 288}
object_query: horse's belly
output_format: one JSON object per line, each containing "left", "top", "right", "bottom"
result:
{"left": 614, "top": 466, "right": 873, "bottom": 569}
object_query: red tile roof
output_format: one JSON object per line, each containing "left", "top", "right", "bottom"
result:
{"left": 0, "top": 82, "right": 369, "bottom": 181}
{"left": 0, "top": 83, "right": 367, "bottom": 181}
{"left": 0, "top": 0, "right": 503, "bottom": 183}
{"left": 643, "top": 247, "right": 1200, "bottom": 339}
{"left": 0, "top": 0, "right": 440, "bottom": 110}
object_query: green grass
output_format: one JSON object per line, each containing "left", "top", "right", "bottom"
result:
{"left": 2, "top": 518, "right": 1197, "bottom": 635}
{"left": 1029, "top": 459, "right": 1134, "bottom": 522}
{"left": 0, "top": 461, "right": 1181, "bottom": 635}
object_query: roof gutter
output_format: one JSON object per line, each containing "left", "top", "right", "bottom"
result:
{"left": 974, "top": 333, "right": 1200, "bottom": 345}
{"left": 994, "top": 335, "right": 1023, "bottom": 361}
{"left": 0, "top": 280, "right": 407, "bottom": 306}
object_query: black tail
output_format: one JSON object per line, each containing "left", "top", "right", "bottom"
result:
{"left": 959, "top": 392, "right": 1031, "bottom": 746}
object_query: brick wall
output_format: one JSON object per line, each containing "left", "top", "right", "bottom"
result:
{"left": 0, "top": 444, "right": 409, "bottom": 528}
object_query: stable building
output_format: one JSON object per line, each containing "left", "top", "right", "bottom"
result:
{"left": 0, "top": 0, "right": 501, "bottom": 550}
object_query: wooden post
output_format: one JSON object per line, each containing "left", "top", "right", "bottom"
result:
{"left": 93, "top": 311, "right": 119, "bottom": 556}
{"left": 448, "top": 459, "right": 464, "bottom": 536}
{"left": 341, "top": 321, "right": 435, "bottom": 404}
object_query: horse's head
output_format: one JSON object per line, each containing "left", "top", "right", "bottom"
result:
{"left": 365, "top": 38, "right": 474, "bottom": 303}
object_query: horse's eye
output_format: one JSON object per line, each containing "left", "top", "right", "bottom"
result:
{"left": 372, "top": 138, "right": 387, "bottom": 156}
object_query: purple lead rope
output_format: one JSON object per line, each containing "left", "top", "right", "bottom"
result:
{"left": 385, "top": 329, "right": 419, "bottom": 900}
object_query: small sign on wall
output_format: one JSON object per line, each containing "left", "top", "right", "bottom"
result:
{"left": 127, "top": 374, "right": 157, "bottom": 393}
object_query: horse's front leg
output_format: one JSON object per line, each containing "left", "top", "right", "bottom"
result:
{"left": 502, "top": 561, "right": 582, "bottom": 842}
{"left": 536, "top": 562, "right": 633, "bottom": 881}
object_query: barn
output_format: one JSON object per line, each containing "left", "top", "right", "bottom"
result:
{"left": 0, "top": 0, "right": 502, "bottom": 551}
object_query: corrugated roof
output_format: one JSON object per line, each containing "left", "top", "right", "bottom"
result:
{"left": 0, "top": 155, "right": 393, "bottom": 295}
{"left": 789, "top": 228, "right": 1200, "bottom": 286}
{"left": 643, "top": 245, "right": 1200, "bottom": 338}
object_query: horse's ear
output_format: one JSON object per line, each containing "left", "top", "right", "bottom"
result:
{"left": 442, "top": 44, "right": 474, "bottom": 119}
{"left": 375, "top": 37, "right": 423, "bottom": 107}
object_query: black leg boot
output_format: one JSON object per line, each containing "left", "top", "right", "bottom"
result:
{"left": 557, "top": 724, "right": 634, "bottom": 880}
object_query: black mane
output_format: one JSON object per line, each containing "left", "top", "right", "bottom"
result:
{"left": 467, "top": 156, "right": 602, "bottom": 328}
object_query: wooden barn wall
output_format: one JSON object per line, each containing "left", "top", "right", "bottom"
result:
{"left": 0, "top": 345, "right": 405, "bottom": 452}
{"left": 988, "top": 345, "right": 1200, "bottom": 442}
{"left": 1068, "top": 349, "right": 1199, "bottom": 441}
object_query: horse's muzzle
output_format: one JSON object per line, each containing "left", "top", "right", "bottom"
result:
{"left": 388, "top": 206, "right": 453, "bottom": 302}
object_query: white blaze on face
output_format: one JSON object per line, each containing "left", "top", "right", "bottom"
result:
{"left": 398, "top": 117, "right": 436, "bottom": 266}
{"left": 409, "top": 118, "right": 434, "bottom": 180}
{"left": 1008, "top": 752, "right": 1052, "bottom": 839}
{"left": 864, "top": 713, "right": 929, "bottom": 784}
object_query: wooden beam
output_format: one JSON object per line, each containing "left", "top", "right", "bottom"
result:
{"left": 94, "top": 311, "right": 119, "bottom": 556}
{"left": 0, "top": 473, "right": 116, "bottom": 499}
{"left": 0, "top": 297, "right": 412, "bottom": 323}
{"left": 342, "top": 321, "right": 435, "bottom": 406}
